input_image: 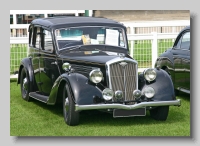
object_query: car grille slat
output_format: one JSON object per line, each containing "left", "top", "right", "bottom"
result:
{"left": 109, "top": 62, "right": 137, "bottom": 102}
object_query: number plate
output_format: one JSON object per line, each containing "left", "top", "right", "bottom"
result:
{"left": 113, "top": 108, "right": 146, "bottom": 118}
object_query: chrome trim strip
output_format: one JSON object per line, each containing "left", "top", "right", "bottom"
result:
{"left": 75, "top": 99, "right": 181, "bottom": 111}
{"left": 177, "top": 87, "right": 190, "bottom": 94}
{"left": 123, "top": 66, "right": 127, "bottom": 100}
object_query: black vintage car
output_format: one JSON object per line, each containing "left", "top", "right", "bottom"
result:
{"left": 17, "top": 16, "right": 181, "bottom": 126}
{"left": 155, "top": 26, "right": 190, "bottom": 95}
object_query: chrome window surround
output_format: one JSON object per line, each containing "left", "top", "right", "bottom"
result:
{"left": 54, "top": 26, "right": 128, "bottom": 51}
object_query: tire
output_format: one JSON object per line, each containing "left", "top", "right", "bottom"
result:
{"left": 63, "top": 84, "right": 79, "bottom": 126}
{"left": 20, "top": 68, "right": 31, "bottom": 101}
{"left": 149, "top": 106, "right": 169, "bottom": 121}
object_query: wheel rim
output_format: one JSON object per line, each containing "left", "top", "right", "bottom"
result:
{"left": 22, "top": 77, "right": 28, "bottom": 97}
{"left": 63, "top": 88, "right": 69, "bottom": 120}
{"left": 65, "top": 97, "right": 69, "bottom": 112}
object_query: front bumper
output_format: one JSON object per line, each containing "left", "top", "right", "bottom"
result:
{"left": 75, "top": 99, "right": 181, "bottom": 111}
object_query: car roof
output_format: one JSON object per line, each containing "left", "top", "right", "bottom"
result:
{"left": 30, "top": 16, "right": 126, "bottom": 29}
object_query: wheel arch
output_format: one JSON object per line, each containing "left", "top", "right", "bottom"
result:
{"left": 141, "top": 68, "right": 176, "bottom": 101}
{"left": 47, "top": 74, "right": 79, "bottom": 105}
{"left": 55, "top": 79, "right": 76, "bottom": 105}
{"left": 47, "top": 73, "right": 102, "bottom": 105}
{"left": 17, "top": 65, "right": 24, "bottom": 84}
{"left": 17, "top": 58, "right": 36, "bottom": 92}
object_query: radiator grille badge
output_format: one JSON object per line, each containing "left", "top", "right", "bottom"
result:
{"left": 119, "top": 62, "right": 128, "bottom": 67}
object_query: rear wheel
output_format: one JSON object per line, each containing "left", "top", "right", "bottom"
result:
{"left": 150, "top": 106, "right": 169, "bottom": 121}
{"left": 63, "top": 84, "right": 79, "bottom": 126}
{"left": 20, "top": 68, "right": 31, "bottom": 101}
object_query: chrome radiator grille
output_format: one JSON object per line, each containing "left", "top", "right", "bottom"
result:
{"left": 109, "top": 62, "right": 137, "bottom": 101}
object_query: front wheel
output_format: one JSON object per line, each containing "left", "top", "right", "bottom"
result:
{"left": 149, "top": 106, "right": 169, "bottom": 121}
{"left": 63, "top": 84, "right": 79, "bottom": 126}
{"left": 20, "top": 68, "right": 31, "bottom": 101}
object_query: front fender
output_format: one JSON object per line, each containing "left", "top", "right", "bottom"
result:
{"left": 47, "top": 73, "right": 102, "bottom": 105}
{"left": 155, "top": 49, "right": 174, "bottom": 81}
{"left": 17, "top": 57, "right": 35, "bottom": 92}
{"left": 140, "top": 68, "right": 175, "bottom": 101}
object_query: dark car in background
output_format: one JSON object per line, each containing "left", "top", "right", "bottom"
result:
{"left": 155, "top": 26, "right": 190, "bottom": 95}
{"left": 17, "top": 16, "right": 181, "bottom": 126}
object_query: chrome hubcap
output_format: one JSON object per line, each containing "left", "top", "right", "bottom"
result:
{"left": 65, "top": 97, "right": 69, "bottom": 111}
{"left": 23, "top": 78, "right": 28, "bottom": 91}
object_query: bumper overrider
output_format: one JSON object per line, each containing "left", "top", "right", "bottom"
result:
{"left": 75, "top": 99, "right": 181, "bottom": 111}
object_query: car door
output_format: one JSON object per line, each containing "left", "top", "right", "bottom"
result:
{"left": 181, "top": 31, "right": 190, "bottom": 90}
{"left": 30, "top": 26, "right": 43, "bottom": 92}
{"left": 172, "top": 30, "right": 190, "bottom": 90}
{"left": 38, "top": 28, "right": 60, "bottom": 95}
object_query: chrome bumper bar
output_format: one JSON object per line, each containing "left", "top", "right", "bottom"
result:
{"left": 75, "top": 99, "right": 181, "bottom": 111}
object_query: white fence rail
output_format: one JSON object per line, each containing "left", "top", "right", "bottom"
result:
{"left": 10, "top": 20, "right": 190, "bottom": 78}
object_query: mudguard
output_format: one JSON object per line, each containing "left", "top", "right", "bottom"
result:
{"left": 156, "top": 50, "right": 172, "bottom": 67}
{"left": 47, "top": 73, "right": 102, "bottom": 105}
{"left": 48, "top": 68, "right": 175, "bottom": 105}
{"left": 140, "top": 68, "right": 176, "bottom": 101}
{"left": 155, "top": 49, "right": 174, "bottom": 79}
{"left": 17, "top": 57, "right": 35, "bottom": 92}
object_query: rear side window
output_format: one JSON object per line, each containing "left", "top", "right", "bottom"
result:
{"left": 175, "top": 31, "right": 190, "bottom": 50}
{"left": 32, "top": 26, "right": 42, "bottom": 49}
{"left": 181, "top": 32, "right": 190, "bottom": 50}
{"left": 29, "top": 26, "right": 33, "bottom": 46}
{"left": 35, "top": 27, "right": 41, "bottom": 49}
{"left": 43, "top": 29, "right": 53, "bottom": 52}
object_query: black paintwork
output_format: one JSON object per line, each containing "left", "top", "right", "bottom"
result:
{"left": 17, "top": 57, "right": 37, "bottom": 92}
{"left": 155, "top": 26, "right": 190, "bottom": 93}
{"left": 18, "top": 16, "right": 176, "bottom": 107}
{"left": 30, "top": 16, "right": 127, "bottom": 30}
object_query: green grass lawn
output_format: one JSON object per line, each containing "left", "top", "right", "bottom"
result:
{"left": 10, "top": 79, "right": 190, "bottom": 136}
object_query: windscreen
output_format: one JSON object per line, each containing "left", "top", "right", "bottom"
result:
{"left": 55, "top": 26, "right": 126, "bottom": 50}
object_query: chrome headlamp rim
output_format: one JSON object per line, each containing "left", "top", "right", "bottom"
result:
{"left": 144, "top": 68, "right": 157, "bottom": 82}
{"left": 62, "top": 62, "right": 71, "bottom": 71}
{"left": 114, "top": 90, "right": 123, "bottom": 101}
{"left": 133, "top": 90, "right": 142, "bottom": 99}
{"left": 89, "top": 69, "right": 103, "bottom": 84}
{"left": 142, "top": 86, "right": 155, "bottom": 98}
{"left": 102, "top": 88, "right": 114, "bottom": 101}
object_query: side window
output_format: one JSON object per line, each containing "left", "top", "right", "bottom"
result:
{"left": 43, "top": 29, "right": 53, "bottom": 52}
{"left": 174, "top": 31, "right": 190, "bottom": 50}
{"left": 181, "top": 32, "right": 190, "bottom": 50}
{"left": 29, "top": 26, "right": 33, "bottom": 46}
{"left": 119, "top": 32, "right": 125, "bottom": 47}
{"left": 175, "top": 36, "right": 182, "bottom": 49}
{"left": 35, "top": 27, "right": 41, "bottom": 49}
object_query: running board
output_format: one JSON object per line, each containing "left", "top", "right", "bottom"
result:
{"left": 29, "top": 92, "right": 49, "bottom": 103}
